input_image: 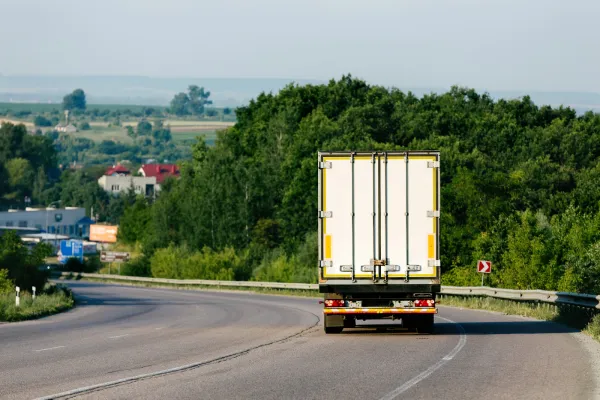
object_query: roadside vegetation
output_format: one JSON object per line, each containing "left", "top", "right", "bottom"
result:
{"left": 439, "top": 294, "right": 600, "bottom": 342}
{"left": 0, "top": 284, "right": 74, "bottom": 322}
{"left": 4, "top": 75, "right": 600, "bottom": 325}
{"left": 100, "top": 75, "right": 600, "bottom": 297}
{"left": 0, "top": 232, "right": 75, "bottom": 322}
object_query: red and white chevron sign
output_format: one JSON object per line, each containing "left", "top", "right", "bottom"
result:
{"left": 477, "top": 260, "right": 492, "bottom": 273}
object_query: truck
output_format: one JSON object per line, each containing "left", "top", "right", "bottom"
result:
{"left": 318, "top": 151, "right": 441, "bottom": 334}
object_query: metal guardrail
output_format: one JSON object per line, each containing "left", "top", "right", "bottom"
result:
{"left": 56, "top": 272, "right": 318, "bottom": 290}
{"left": 441, "top": 286, "right": 600, "bottom": 310}
{"left": 57, "top": 272, "right": 600, "bottom": 310}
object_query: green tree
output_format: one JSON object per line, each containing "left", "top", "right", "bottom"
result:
{"left": 5, "top": 158, "right": 35, "bottom": 200}
{"left": 169, "top": 92, "right": 190, "bottom": 116}
{"left": 34, "top": 116, "right": 52, "bottom": 127}
{"left": 62, "top": 89, "right": 87, "bottom": 111}
{"left": 137, "top": 120, "right": 152, "bottom": 136}
{"left": 0, "top": 122, "right": 26, "bottom": 164}
{"left": 32, "top": 167, "right": 48, "bottom": 205}
{"left": 118, "top": 197, "right": 152, "bottom": 244}
{"left": 188, "top": 85, "right": 212, "bottom": 115}
{"left": 0, "top": 231, "right": 51, "bottom": 292}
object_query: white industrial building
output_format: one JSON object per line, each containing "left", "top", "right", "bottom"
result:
{"left": 0, "top": 207, "right": 92, "bottom": 238}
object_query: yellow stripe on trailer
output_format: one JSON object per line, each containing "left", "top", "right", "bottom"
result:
{"left": 324, "top": 234, "right": 332, "bottom": 259}
{"left": 428, "top": 234, "right": 435, "bottom": 259}
{"left": 323, "top": 307, "right": 437, "bottom": 315}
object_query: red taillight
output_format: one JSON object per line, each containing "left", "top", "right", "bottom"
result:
{"left": 324, "top": 299, "right": 345, "bottom": 307}
{"left": 414, "top": 299, "right": 435, "bottom": 307}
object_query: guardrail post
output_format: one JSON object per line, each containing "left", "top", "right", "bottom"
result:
{"left": 15, "top": 286, "right": 20, "bottom": 307}
{"left": 32, "top": 286, "right": 36, "bottom": 300}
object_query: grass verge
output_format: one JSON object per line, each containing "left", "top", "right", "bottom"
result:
{"left": 0, "top": 284, "right": 75, "bottom": 322}
{"left": 585, "top": 314, "right": 600, "bottom": 341}
{"left": 56, "top": 275, "right": 321, "bottom": 299}
{"left": 438, "top": 294, "right": 600, "bottom": 342}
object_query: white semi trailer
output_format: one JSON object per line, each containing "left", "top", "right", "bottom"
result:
{"left": 318, "top": 151, "right": 441, "bottom": 334}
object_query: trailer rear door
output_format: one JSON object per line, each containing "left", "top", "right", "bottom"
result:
{"left": 318, "top": 152, "right": 440, "bottom": 282}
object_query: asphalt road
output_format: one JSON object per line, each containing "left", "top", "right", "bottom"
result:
{"left": 0, "top": 281, "right": 598, "bottom": 400}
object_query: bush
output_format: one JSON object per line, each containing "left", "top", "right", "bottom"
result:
{"left": 64, "top": 256, "right": 100, "bottom": 273}
{"left": 34, "top": 115, "right": 53, "bottom": 127}
{"left": 79, "top": 121, "right": 91, "bottom": 130}
{"left": 150, "top": 245, "right": 243, "bottom": 280}
{"left": 0, "top": 269, "right": 13, "bottom": 294}
{"left": 252, "top": 231, "right": 318, "bottom": 283}
{"left": 64, "top": 258, "right": 85, "bottom": 272}
{"left": 0, "top": 285, "right": 74, "bottom": 322}
{"left": 0, "top": 232, "right": 50, "bottom": 292}
{"left": 120, "top": 256, "right": 151, "bottom": 277}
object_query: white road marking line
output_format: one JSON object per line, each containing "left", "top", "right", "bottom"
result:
{"left": 378, "top": 316, "right": 467, "bottom": 400}
{"left": 109, "top": 334, "right": 130, "bottom": 339}
{"left": 34, "top": 346, "right": 65, "bottom": 352}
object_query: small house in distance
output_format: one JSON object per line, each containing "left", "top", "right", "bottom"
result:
{"left": 54, "top": 110, "right": 78, "bottom": 133}
{"left": 97, "top": 163, "right": 180, "bottom": 197}
{"left": 54, "top": 124, "right": 77, "bottom": 133}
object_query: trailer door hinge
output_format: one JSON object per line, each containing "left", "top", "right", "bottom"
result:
{"left": 319, "top": 211, "right": 333, "bottom": 218}
{"left": 319, "top": 161, "right": 332, "bottom": 169}
{"left": 427, "top": 210, "right": 440, "bottom": 218}
{"left": 427, "top": 161, "right": 440, "bottom": 168}
{"left": 428, "top": 260, "right": 441, "bottom": 267}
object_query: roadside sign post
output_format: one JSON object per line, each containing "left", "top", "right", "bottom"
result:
{"left": 477, "top": 260, "right": 492, "bottom": 286}
{"left": 100, "top": 251, "right": 130, "bottom": 275}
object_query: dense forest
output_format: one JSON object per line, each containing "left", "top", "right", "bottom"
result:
{"left": 114, "top": 75, "right": 600, "bottom": 294}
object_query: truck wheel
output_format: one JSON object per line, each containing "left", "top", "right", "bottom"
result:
{"left": 416, "top": 315, "right": 434, "bottom": 334}
{"left": 324, "top": 326, "right": 344, "bottom": 334}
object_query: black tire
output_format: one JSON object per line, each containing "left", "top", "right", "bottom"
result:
{"left": 416, "top": 315, "right": 434, "bottom": 334}
{"left": 324, "top": 326, "right": 343, "bottom": 334}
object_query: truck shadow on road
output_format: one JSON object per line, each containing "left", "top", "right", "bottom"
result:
{"left": 340, "top": 320, "right": 579, "bottom": 335}
{"left": 433, "top": 320, "right": 579, "bottom": 335}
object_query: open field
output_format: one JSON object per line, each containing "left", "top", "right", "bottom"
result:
{"left": 1, "top": 117, "right": 232, "bottom": 144}
{"left": 76, "top": 127, "right": 135, "bottom": 143}
{"left": 0, "top": 102, "right": 167, "bottom": 113}
{"left": 0, "top": 118, "right": 34, "bottom": 128}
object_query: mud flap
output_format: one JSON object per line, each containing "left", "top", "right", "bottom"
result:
{"left": 324, "top": 314, "right": 344, "bottom": 328}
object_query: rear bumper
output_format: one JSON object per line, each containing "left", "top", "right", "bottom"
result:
{"left": 319, "top": 283, "right": 441, "bottom": 294}
{"left": 323, "top": 307, "right": 437, "bottom": 315}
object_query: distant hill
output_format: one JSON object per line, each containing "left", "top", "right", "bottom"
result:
{"left": 1, "top": 75, "right": 599, "bottom": 113}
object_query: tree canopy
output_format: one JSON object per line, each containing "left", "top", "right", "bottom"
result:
{"left": 169, "top": 85, "right": 213, "bottom": 116}
{"left": 62, "top": 89, "right": 87, "bottom": 111}
{"left": 117, "top": 75, "right": 600, "bottom": 292}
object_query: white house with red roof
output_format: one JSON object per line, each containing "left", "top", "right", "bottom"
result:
{"left": 137, "top": 164, "right": 181, "bottom": 184}
{"left": 97, "top": 164, "right": 157, "bottom": 197}
{"left": 97, "top": 163, "right": 180, "bottom": 197}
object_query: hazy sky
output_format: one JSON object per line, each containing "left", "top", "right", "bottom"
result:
{"left": 1, "top": 0, "right": 599, "bottom": 92}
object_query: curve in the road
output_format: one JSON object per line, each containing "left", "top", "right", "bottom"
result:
{"left": 0, "top": 281, "right": 597, "bottom": 400}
